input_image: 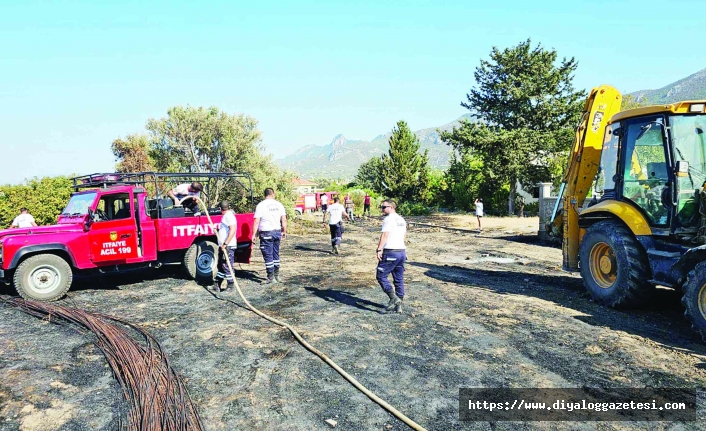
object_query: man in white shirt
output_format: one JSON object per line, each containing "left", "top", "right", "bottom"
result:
{"left": 320, "top": 193, "right": 328, "bottom": 213}
{"left": 252, "top": 188, "right": 287, "bottom": 284}
{"left": 11, "top": 208, "right": 38, "bottom": 229}
{"left": 168, "top": 182, "right": 204, "bottom": 215}
{"left": 213, "top": 200, "right": 238, "bottom": 293}
{"left": 375, "top": 199, "right": 407, "bottom": 313}
{"left": 474, "top": 198, "right": 484, "bottom": 231}
{"left": 322, "top": 197, "right": 350, "bottom": 254}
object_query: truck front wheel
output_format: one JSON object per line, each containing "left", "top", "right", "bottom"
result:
{"left": 13, "top": 254, "right": 73, "bottom": 302}
{"left": 183, "top": 240, "right": 218, "bottom": 281}
{"left": 579, "top": 221, "right": 652, "bottom": 308}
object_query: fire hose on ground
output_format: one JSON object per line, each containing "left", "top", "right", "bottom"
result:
{"left": 200, "top": 200, "right": 427, "bottom": 431}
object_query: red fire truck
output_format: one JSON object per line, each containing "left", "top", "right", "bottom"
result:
{"left": 0, "top": 172, "right": 255, "bottom": 302}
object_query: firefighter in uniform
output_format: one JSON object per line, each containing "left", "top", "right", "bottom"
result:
{"left": 375, "top": 199, "right": 407, "bottom": 313}
{"left": 322, "top": 197, "right": 351, "bottom": 254}
{"left": 213, "top": 200, "right": 237, "bottom": 293}
{"left": 252, "top": 188, "right": 287, "bottom": 284}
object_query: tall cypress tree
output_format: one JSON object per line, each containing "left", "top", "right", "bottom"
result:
{"left": 381, "top": 120, "right": 430, "bottom": 203}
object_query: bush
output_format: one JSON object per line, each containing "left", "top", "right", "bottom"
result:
{"left": 522, "top": 202, "right": 539, "bottom": 217}
{"left": 397, "top": 201, "right": 432, "bottom": 216}
{"left": 0, "top": 176, "right": 74, "bottom": 228}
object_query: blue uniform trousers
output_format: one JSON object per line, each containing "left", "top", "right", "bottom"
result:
{"left": 329, "top": 222, "right": 343, "bottom": 246}
{"left": 376, "top": 249, "right": 406, "bottom": 299}
{"left": 259, "top": 230, "right": 281, "bottom": 276}
{"left": 216, "top": 246, "right": 236, "bottom": 283}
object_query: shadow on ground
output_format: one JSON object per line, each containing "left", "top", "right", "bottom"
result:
{"left": 408, "top": 260, "right": 706, "bottom": 355}
{"left": 302, "top": 286, "right": 384, "bottom": 313}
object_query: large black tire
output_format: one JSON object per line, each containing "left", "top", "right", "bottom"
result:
{"left": 579, "top": 221, "right": 652, "bottom": 308}
{"left": 681, "top": 262, "right": 706, "bottom": 341}
{"left": 183, "top": 240, "right": 218, "bottom": 281}
{"left": 13, "top": 254, "right": 73, "bottom": 302}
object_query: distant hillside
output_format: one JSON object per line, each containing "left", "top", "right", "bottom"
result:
{"left": 276, "top": 114, "right": 473, "bottom": 179}
{"left": 629, "top": 67, "right": 706, "bottom": 104}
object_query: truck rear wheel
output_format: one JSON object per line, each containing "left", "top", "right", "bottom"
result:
{"left": 579, "top": 221, "right": 652, "bottom": 307}
{"left": 681, "top": 262, "right": 706, "bottom": 341}
{"left": 183, "top": 240, "right": 218, "bottom": 281}
{"left": 13, "top": 254, "right": 73, "bottom": 302}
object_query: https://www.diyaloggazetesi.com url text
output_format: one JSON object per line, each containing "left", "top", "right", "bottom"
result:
{"left": 459, "top": 388, "right": 697, "bottom": 421}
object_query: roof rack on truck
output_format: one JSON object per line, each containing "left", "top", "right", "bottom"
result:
{"left": 71, "top": 172, "right": 254, "bottom": 209}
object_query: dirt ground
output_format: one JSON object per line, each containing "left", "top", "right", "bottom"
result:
{"left": 1, "top": 213, "right": 706, "bottom": 431}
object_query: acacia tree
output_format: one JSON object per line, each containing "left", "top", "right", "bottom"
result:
{"left": 442, "top": 39, "right": 585, "bottom": 214}
{"left": 111, "top": 134, "right": 155, "bottom": 173}
{"left": 380, "top": 121, "right": 430, "bottom": 203}
{"left": 113, "top": 106, "right": 295, "bottom": 212}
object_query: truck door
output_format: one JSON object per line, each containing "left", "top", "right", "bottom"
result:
{"left": 88, "top": 192, "right": 140, "bottom": 262}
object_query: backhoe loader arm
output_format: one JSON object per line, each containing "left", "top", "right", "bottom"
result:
{"left": 550, "top": 85, "right": 622, "bottom": 270}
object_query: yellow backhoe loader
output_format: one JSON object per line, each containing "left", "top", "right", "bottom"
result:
{"left": 550, "top": 85, "right": 706, "bottom": 340}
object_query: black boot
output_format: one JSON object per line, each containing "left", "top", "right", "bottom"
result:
{"left": 223, "top": 282, "right": 234, "bottom": 293}
{"left": 212, "top": 278, "right": 223, "bottom": 292}
{"left": 261, "top": 273, "right": 275, "bottom": 285}
{"left": 383, "top": 290, "right": 401, "bottom": 312}
{"left": 394, "top": 297, "right": 404, "bottom": 313}
{"left": 274, "top": 268, "right": 282, "bottom": 283}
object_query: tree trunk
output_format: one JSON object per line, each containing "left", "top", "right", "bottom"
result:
{"left": 508, "top": 181, "right": 516, "bottom": 216}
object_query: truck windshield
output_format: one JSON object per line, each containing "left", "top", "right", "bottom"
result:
{"left": 62, "top": 192, "right": 97, "bottom": 216}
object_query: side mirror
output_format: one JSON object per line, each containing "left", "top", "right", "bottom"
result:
{"left": 84, "top": 209, "right": 94, "bottom": 231}
{"left": 676, "top": 160, "right": 689, "bottom": 178}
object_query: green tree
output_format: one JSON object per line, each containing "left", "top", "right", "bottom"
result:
{"left": 621, "top": 94, "right": 649, "bottom": 111}
{"left": 442, "top": 39, "right": 585, "bottom": 214}
{"left": 380, "top": 121, "right": 430, "bottom": 204}
{"left": 444, "top": 148, "right": 485, "bottom": 211}
{"left": 354, "top": 156, "right": 383, "bottom": 192}
{"left": 111, "top": 134, "right": 156, "bottom": 173}
{"left": 0, "top": 176, "right": 74, "bottom": 228}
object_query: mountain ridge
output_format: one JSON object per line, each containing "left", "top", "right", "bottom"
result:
{"left": 278, "top": 67, "right": 706, "bottom": 179}
{"left": 275, "top": 114, "right": 473, "bottom": 179}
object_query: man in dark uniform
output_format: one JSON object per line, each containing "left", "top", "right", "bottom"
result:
{"left": 322, "top": 197, "right": 351, "bottom": 254}
{"left": 375, "top": 199, "right": 407, "bottom": 313}
{"left": 252, "top": 188, "right": 287, "bottom": 284}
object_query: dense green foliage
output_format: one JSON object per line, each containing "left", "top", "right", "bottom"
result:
{"left": 351, "top": 121, "right": 432, "bottom": 214}
{"left": 441, "top": 39, "right": 585, "bottom": 214}
{"left": 381, "top": 121, "right": 430, "bottom": 203}
{"left": 113, "top": 106, "right": 296, "bottom": 213}
{"left": 0, "top": 177, "right": 74, "bottom": 228}
{"left": 354, "top": 157, "right": 383, "bottom": 191}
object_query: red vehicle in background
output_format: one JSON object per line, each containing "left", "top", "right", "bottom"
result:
{"left": 294, "top": 193, "right": 317, "bottom": 215}
{"left": 0, "top": 172, "right": 255, "bottom": 302}
{"left": 293, "top": 191, "right": 339, "bottom": 215}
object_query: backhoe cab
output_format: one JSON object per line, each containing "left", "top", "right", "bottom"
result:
{"left": 551, "top": 86, "right": 706, "bottom": 341}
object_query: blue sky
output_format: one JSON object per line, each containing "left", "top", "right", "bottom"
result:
{"left": 1, "top": 0, "right": 704, "bottom": 185}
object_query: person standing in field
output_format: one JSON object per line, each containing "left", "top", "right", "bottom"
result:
{"left": 474, "top": 198, "right": 484, "bottom": 231}
{"left": 322, "top": 197, "right": 351, "bottom": 254}
{"left": 320, "top": 193, "right": 328, "bottom": 214}
{"left": 252, "top": 188, "right": 287, "bottom": 284}
{"left": 363, "top": 193, "right": 371, "bottom": 218}
{"left": 344, "top": 193, "right": 355, "bottom": 222}
{"left": 375, "top": 199, "right": 407, "bottom": 314}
